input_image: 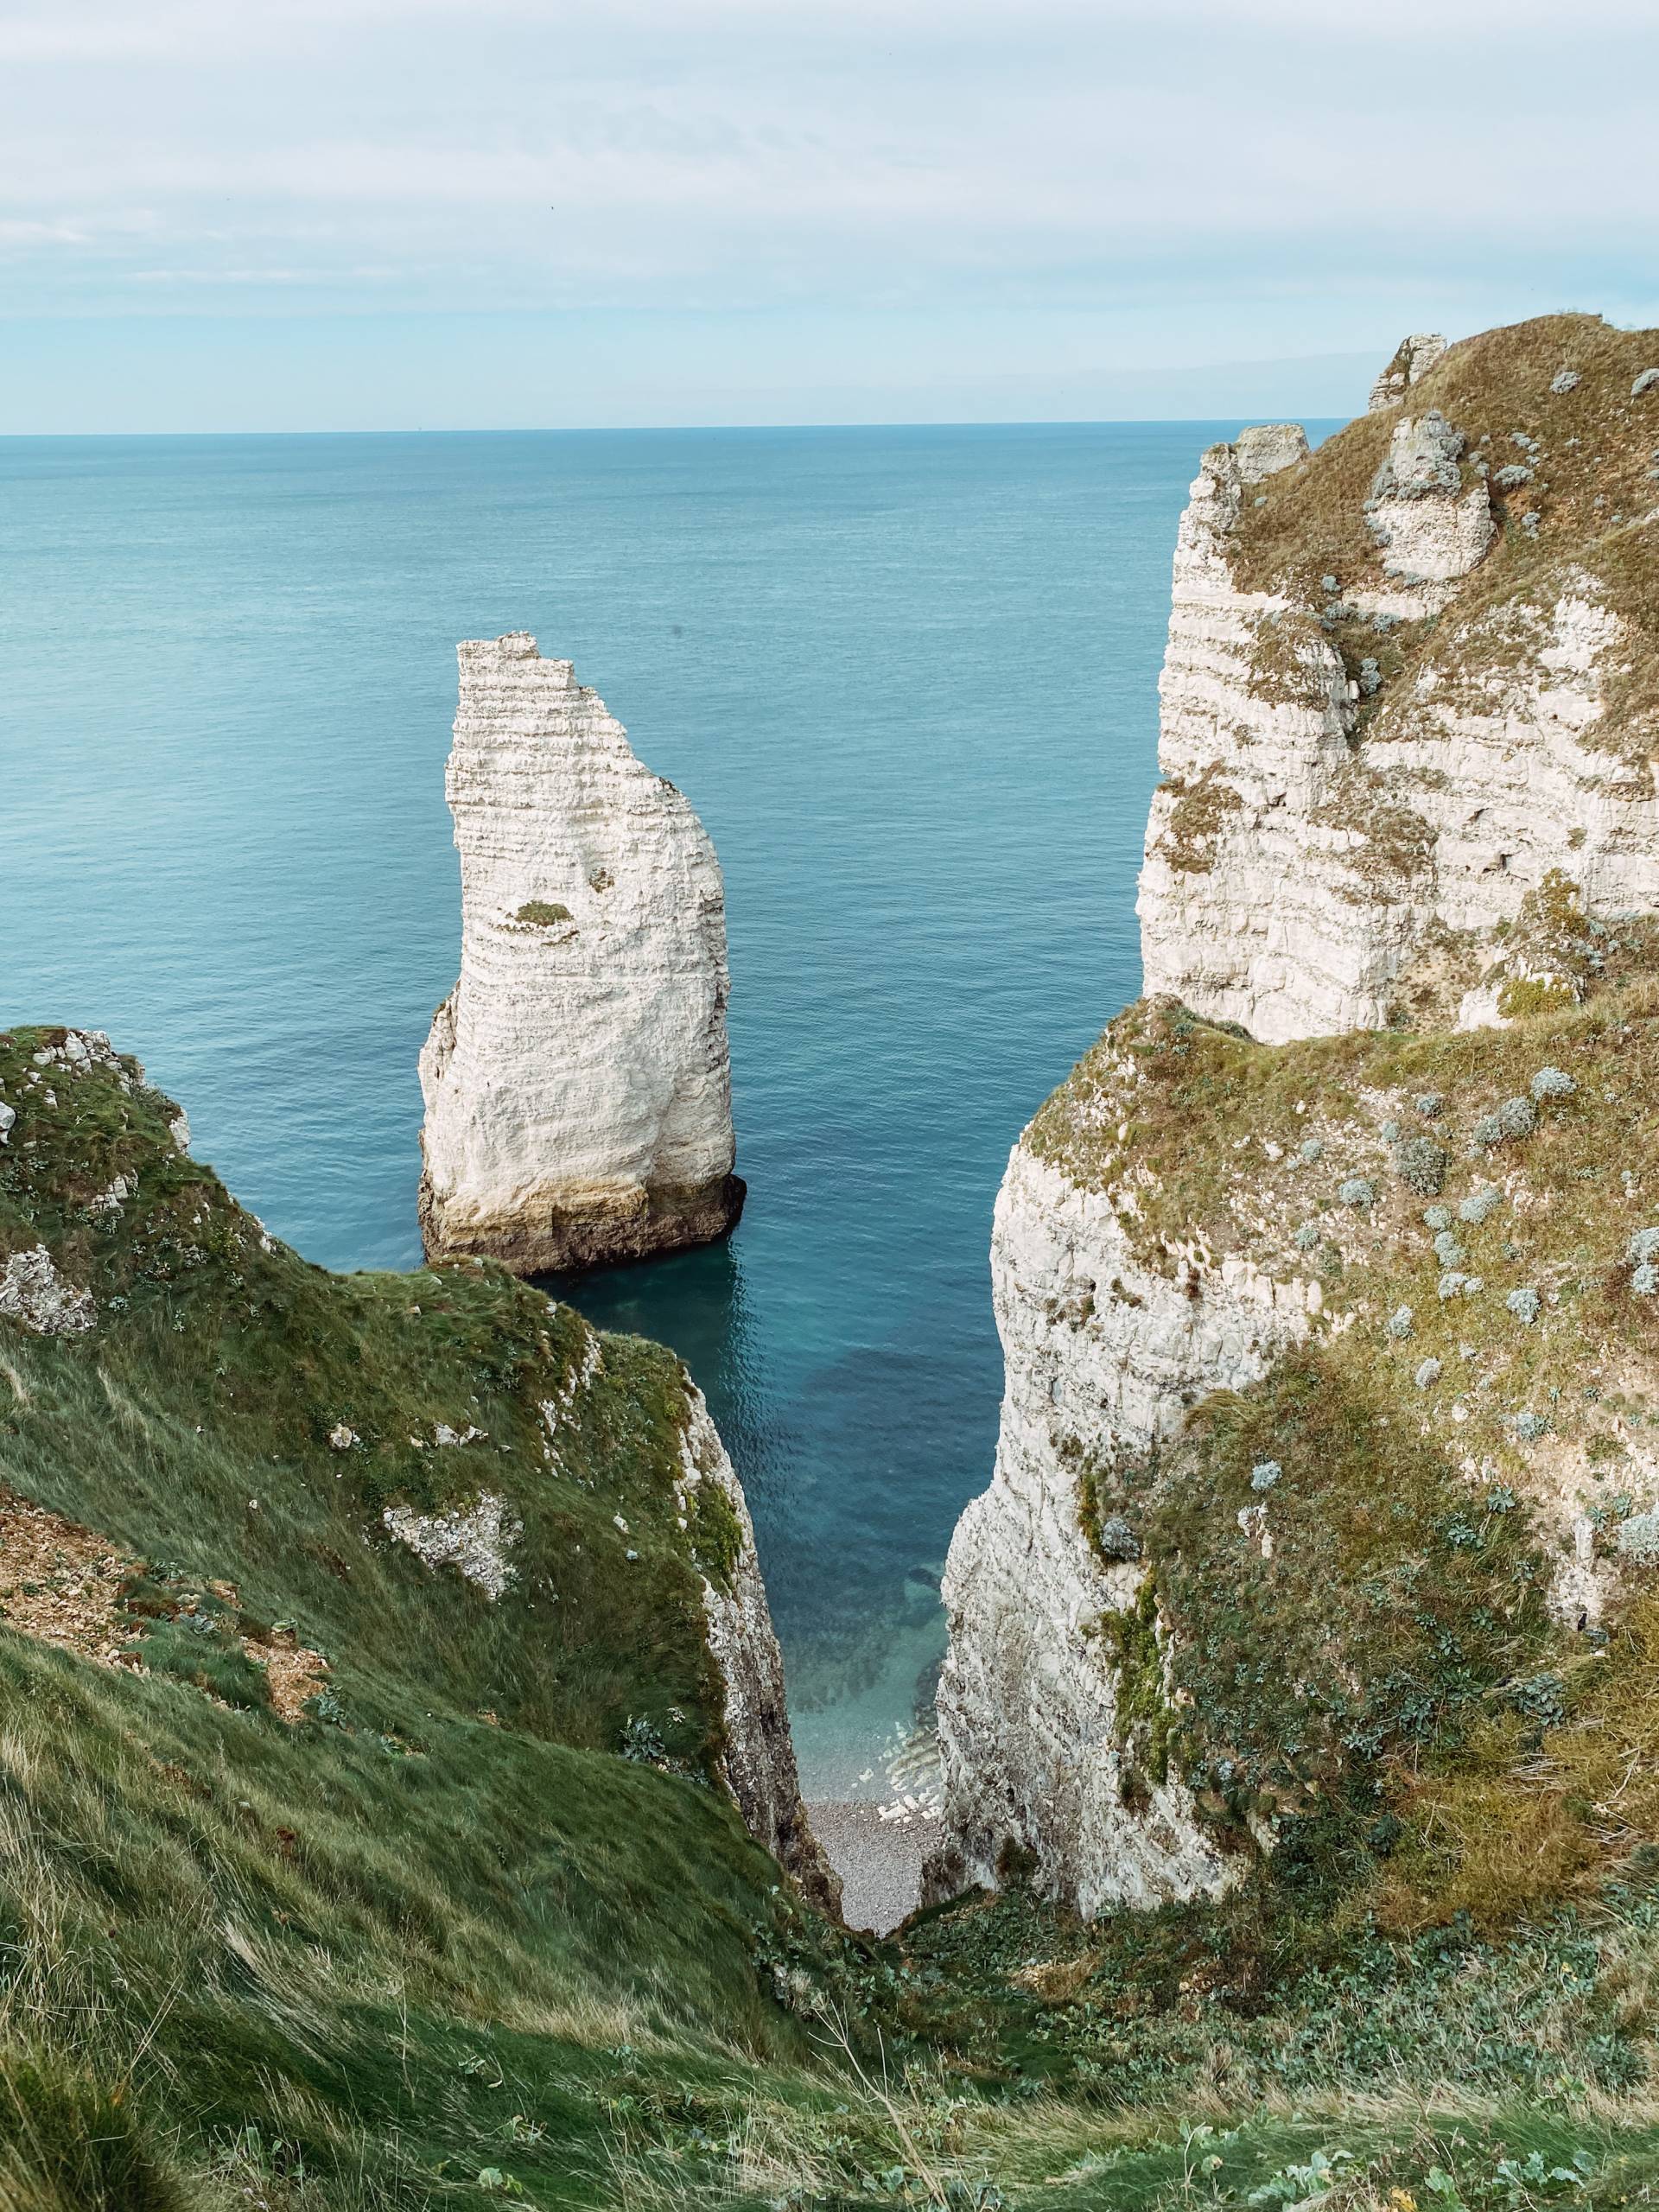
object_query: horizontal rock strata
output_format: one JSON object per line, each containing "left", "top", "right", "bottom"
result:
{"left": 929, "top": 1134, "right": 1311, "bottom": 1916}
{"left": 933, "top": 313, "right": 1659, "bottom": 1922}
{"left": 420, "top": 635, "right": 743, "bottom": 1274}
{"left": 1138, "top": 315, "right": 1659, "bottom": 1044}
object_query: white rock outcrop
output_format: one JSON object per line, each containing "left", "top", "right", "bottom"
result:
{"left": 1365, "top": 410, "right": 1494, "bottom": 588}
{"left": 1368, "top": 331, "right": 1447, "bottom": 412}
{"left": 677, "top": 1384, "right": 842, "bottom": 1916}
{"left": 384, "top": 1493, "right": 524, "bottom": 1599}
{"left": 1136, "top": 425, "right": 1393, "bottom": 1043}
{"left": 0, "top": 1245, "right": 96, "bottom": 1337}
{"left": 420, "top": 634, "right": 744, "bottom": 1273}
{"left": 929, "top": 1145, "right": 1311, "bottom": 1916}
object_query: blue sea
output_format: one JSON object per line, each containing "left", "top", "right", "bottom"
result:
{"left": 0, "top": 422, "right": 1249, "bottom": 1792}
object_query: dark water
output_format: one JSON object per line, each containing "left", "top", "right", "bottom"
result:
{"left": 0, "top": 421, "right": 1247, "bottom": 1789}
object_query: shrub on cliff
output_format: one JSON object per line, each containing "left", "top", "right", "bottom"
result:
{"left": 1393, "top": 1135, "right": 1450, "bottom": 1195}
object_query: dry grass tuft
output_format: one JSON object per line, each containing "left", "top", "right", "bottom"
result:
{"left": 1379, "top": 1593, "right": 1659, "bottom": 1931}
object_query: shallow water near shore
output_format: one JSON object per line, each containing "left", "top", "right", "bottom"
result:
{"left": 1, "top": 420, "right": 1272, "bottom": 1794}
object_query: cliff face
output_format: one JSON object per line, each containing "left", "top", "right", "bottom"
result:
{"left": 1138, "top": 315, "right": 1659, "bottom": 1045}
{"left": 929, "top": 1142, "right": 1315, "bottom": 1916}
{"left": 677, "top": 1385, "right": 842, "bottom": 1912}
{"left": 933, "top": 315, "right": 1659, "bottom": 1920}
{"left": 420, "top": 634, "right": 744, "bottom": 1274}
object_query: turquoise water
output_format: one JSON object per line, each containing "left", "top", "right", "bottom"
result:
{"left": 1, "top": 422, "right": 1247, "bottom": 1790}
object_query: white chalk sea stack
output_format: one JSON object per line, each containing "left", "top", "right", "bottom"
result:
{"left": 420, "top": 633, "right": 744, "bottom": 1274}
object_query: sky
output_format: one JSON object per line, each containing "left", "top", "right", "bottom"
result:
{"left": 2, "top": 0, "right": 1656, "bottom": 433}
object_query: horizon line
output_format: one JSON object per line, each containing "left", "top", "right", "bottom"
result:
{"left": 0, "top": 411, "right": 1351, "bottom": 442}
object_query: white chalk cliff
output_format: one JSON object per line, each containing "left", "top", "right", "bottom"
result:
{"left": 929, "top": 1141, "right": 1314, "bottom": 1916}
{"left": 420, "top": 635, "right": 744, "bottom": 1273}
{"left": 1138, "top": 317, "right": 1659, "bottom": 1045}
{"left": 931, "top": 315, "right": 1659, "bottom": 1917}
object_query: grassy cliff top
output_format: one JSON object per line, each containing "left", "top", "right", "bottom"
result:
{"left": 1225, "top": 313, "right": 1659, "bottom": 757}
{"left": 0, "top": 1024, "right": 740, "bottom": 1762}
{"left": 1233, "top": 314, "right": 1658, "bottom": 599}
{"left": 1027, "top": 981, "right": 1659, "bottom": 1469}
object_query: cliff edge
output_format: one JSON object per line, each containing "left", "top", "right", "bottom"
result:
{"left": 1139, "top": 314, "right": 1659, "bottom": 1044}
{"left": 0, "top": 1021, "right": 831, "bottom": 1912}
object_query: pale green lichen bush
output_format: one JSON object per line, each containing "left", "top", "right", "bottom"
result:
{"left": 1615, "top": 1508, "right": 1659, "bottom": 1565}
{"left": 1475, "top": 1096, "right": 1538, "bottom": 1147}
{"left": 1394, "top": 1135, "right": 1450, "bottom": 1195}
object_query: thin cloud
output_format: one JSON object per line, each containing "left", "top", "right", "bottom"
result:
{"left": 0, "top": 0, "right": 1653, "bottom": 419}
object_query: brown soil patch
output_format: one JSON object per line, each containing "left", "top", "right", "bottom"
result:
{"left": 1011, "top": 1955, "right": 1101, "bottom": 2005}
{"left": 242, "top": 1632, "right": 331, "bottom": 1722}
{"left": 0, "top": 1486, "right": 327, "bottom": 1719}
{"left": 0, "top": 1490, "right": 135, "bottom": 1665}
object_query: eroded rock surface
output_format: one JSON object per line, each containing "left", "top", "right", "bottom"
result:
{"left": 1139, "top": 315, "right": 1659, "bottom": 1044}
{"left": 384, "top": 1493, "right": 524, "bottom": 1599}
{"left": 1367, "top": 331, "right": 1447, "bottom": 412}
{"left": 420, "top": 634, "right": 744, "bottom": 1274}
{"left": 929, "top": 1143, "right": 1309, "bottom": 1916}
{"left": 0, "top": 1246, "right": 94, "bottom": 1336}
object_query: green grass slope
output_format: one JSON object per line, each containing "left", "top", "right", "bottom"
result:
{"left": 0, "top": 1023, "right": 833, "bottom": 2203}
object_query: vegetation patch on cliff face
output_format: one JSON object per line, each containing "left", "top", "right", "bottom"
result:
{"left": 1308, "top": 769, "right": 1435, "bottom": 893}
{"left": 1243, "top": 607, "right": 1345, "bottom": 713}
{"left": 1153, "top": 768, "right": 1245, "bottom": 874}
{"left": 1025, "top": 985, "right": 1659, "bottom": 1481}
{"left": 1140, "top": 1350, "right": 1550, "bottom": 1840}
